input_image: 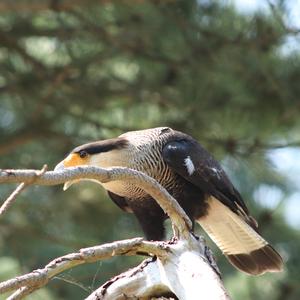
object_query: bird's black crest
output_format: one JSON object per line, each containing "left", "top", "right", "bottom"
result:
{"left": 73, "top": 138, "right": 128, "bottom": 155}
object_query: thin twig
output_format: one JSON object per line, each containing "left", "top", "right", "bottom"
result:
{"left": 54, "top": 275, "right": 91, "bottom": 292}
{"left": 0, "top": 183, "right": 26, "bottom": 216}
{"left": 0, "top": 165, "right": 48, "bottom": 217}
{"left": 7, "top": 286, "right": 35, "bottom": 300}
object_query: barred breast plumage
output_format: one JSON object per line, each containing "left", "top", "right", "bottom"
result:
{"left": 56, "top": 126, "right": 283, "bottom": 275}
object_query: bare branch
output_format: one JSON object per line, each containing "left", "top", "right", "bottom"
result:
{"left": 0, "top": 166, "right": 192, "bottom": 237}
{"left": 0, "top": 165, "right": 47, "bottom": 216}
{"left": 0, "top": 237, "right": 168, "bottom": 296}
{"left": 0, "top": 183, "right": 26, "bottom": 216}
{"left": 0, "top": 166, "right": 229, "bottom": 300}
{"left": 7, "top": 286, "right": 35, "bottom": 300}
{"left": 87, "top": 238, "right": 230, "bottom": 300}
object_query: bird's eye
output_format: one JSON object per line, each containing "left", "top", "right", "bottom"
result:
{"left": 79, "top": 150, "right": 88, "bottom": 158}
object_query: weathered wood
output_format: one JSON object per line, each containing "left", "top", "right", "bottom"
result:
{"left": 0, "top": 166, "right": 230, "bottom": 299}
{"left": 87, "top": 238, "right": 230, "bottom": 300}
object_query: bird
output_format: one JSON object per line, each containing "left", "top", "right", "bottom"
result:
{"left": 55, "top": 127, "right": 283, "bottom": 275}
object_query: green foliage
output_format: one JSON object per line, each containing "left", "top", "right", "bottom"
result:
{"left": 0, "top": 0, "right": 300, "bottom": 299}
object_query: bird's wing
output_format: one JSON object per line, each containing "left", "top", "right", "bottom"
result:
{"left": 162, "top": 139, "right": 254, "bottom": 226}
{"left": 107, "top": 191, "right": 166, "bottom": 240}
{"left": 107, "top": 191, "right": 133, "bottom": 213}
{"left": 162, "top": 139, "right": 283, "bottom": 275}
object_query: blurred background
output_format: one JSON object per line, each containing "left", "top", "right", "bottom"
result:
{"left": 0, "top": 0, "right": 300, "bottom": 299}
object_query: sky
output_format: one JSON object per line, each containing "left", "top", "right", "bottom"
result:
{"left": 231, "top": 0, "right": 269, "bottom": 12}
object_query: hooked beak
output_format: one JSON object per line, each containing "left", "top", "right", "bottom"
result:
{"left": 62, "top": 180, "right": 77, "bottom": 191}
{"left": 54, "top": 159, "right": 79, "bottom": 191}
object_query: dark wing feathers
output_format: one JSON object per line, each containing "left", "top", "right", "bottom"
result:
{"left": 162, "top": 138, "right": 283, "bottom": 275}
{"left": 162, "top": 139, "right": 255, "bottom": 227}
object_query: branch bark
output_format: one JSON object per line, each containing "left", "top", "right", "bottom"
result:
{"left": 0, "top": 166, "right": 230, "bottom": 300}
{"left": 87, "top": 238, "right": 229, "bottom": 300}
{"left": 1, "top": 238, "right": 166, "bottom": 298}
{"left": 0, "top": 166, "right": 192, "bottom": 238}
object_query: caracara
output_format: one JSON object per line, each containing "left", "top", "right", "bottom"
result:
{"left": 55, "top": 127, "right": 283, "bottom": 275}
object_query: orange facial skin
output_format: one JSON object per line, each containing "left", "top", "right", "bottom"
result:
{"left": 63, "top": 153, "right": 89, "bottom": 167}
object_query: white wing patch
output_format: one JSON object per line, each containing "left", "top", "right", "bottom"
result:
{"left": 210, "top": 167, "right": 222, "bottom": 179}
{"left": 184, "top": 156, "right": 195, "bottom": 175}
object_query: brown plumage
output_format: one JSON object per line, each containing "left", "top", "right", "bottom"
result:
{"left": 55, "top": 127, "right": 283, "bottom": 275}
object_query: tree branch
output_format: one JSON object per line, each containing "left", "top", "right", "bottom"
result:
{"left": 87, "top": 238, "right": 229, "bottom": 300}
{"left": 0, "top": 166, "right": 230, "bottom": 299}
{"left": 0, "top": 166, "right": 192, "bottom": 238}
{"left": 0, "top": 238, "right": 167, "bottom": 296}
{"left": 0, "top": 165, "right": 47, "bottom": 216}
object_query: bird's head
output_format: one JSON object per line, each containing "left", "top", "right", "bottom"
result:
{"left": 54, "top": 137, "right": 129, "bottom": 190}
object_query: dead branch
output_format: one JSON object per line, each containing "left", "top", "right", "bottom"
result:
{"left": 0, "top": 238, "right": 168, "bottom": 298}
{"left": 0, "top": 165, "right": 47, "bottom": 216}
{"left": 0, "top": 166, "right": 192, "bottom": 238}
{"left": 0, "top": 166, "right": 230, "bottom": 300}
{"left": 86, "top": 238, "right": 229, "bottom": 300}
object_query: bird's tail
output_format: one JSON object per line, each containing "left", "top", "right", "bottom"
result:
{"left": 197, "top": 197, "right": 283, "bottom": 275}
